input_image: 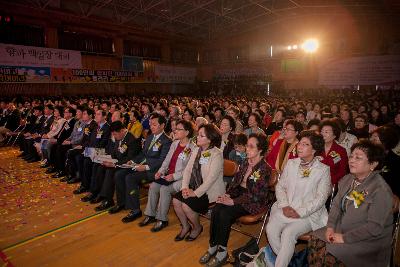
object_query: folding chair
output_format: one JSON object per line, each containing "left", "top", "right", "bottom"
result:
{"left": 8, "top": 124, "right": 26, "bottom": 146}
{"left": 223, "top": 159, "right": 238, "bottom": 177}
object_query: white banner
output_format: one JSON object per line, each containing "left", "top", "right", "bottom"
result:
{"left": 0, "top": 43, "right": 82, "bottom": 68}
{"left": 155, "top": 65, "right": 196, "bottom": 83}
{"left": 318, "top": 55, "right": 400, "bottom": 88}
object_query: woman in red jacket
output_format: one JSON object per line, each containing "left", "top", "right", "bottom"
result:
{"left": 320, "top": 120, "right": 349, "bottom": 185}
{"left": 266, "top": 120, "right": 303, "bottom": 175}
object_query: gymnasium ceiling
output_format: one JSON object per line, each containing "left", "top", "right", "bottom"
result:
{"left": 8, "top": 0, "right": 400, "bottom": 40}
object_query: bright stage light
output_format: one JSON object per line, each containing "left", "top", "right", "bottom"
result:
{"left": 302, "top": 39, "right": 319, "bottom": 53}
{"left": 293, "top": 45, "right": 298, "bottom": 50}
{"left": 287, "top": 45, "right": 292, "bottom": 50}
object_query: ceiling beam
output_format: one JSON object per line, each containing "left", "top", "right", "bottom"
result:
{"left": 85, "top": 0, "right": 113, "bottom": 17}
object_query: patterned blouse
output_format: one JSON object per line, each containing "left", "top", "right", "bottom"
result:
{"left": 227, "top": 159, "right": 274, "bottom": 215}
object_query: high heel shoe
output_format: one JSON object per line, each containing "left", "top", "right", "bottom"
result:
{"left": 174, "top": 226, "right": 192, "bottom": 241}
{"left": 185, "top": 225, "right": 203, "bottom": 241}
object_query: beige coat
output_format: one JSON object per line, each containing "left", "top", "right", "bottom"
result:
{"left": 181, "top": 146, "right": 225, "bottom": 203}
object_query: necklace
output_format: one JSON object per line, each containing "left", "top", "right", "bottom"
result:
{"left": 299, "top": 157, "right": 316, "bottom": 178}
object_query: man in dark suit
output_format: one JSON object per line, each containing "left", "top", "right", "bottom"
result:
{"left": 112, "top": 113, "right": 172, "bottom": 223}
{"left": 22, "top": 104, "right": 54, "bottom": 163}
{"left": 82, "top": 121, "right": 141, "bottom": 210}
{"left": 46, "top": 107, "right": 77, "bottom": 175}
{"left": 18, "top": 106, "right": 44, "bottom": 156}
{"left": 65, "top": 108, "right": 96, "bottom": 184}
{"left": 0, "top": 102, "right": 21, "bottom": 144}
{"left": 73, "top": 109, "right": 111, "bottom": 194}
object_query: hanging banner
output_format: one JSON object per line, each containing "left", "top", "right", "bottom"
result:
{"left": 50, "top": 69, "right": 135, "bottom": 83}
{"left": 0, "top": 66, "right": 50, "bottom": 83}
{"left": 214, "top": 66, "right": 271, "bottom": 81}
{"left": 0, "top": 43, "right": 82, "bottom": 68}
{"left": 318, "top": 55, "right": 400, "bottom": 88}
{"left": 155, "top": 65, "right": 196, "bottom": 83}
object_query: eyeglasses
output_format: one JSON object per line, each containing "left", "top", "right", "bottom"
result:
{"left": 245, "top": 144, "right": 258, "bottom": 149}
{"left": 283, "top": 127, "right": 296, "bottom": 132}
{"left": 349, "top": 154, "right": 366, "bottom": 161}
{"left": 174, "top": 128, "right": 186, "bottom": 131}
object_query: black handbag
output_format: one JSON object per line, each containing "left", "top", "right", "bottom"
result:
{"left": 232, "top": 237, "right": 259, "bottom": 267}
{"left": 288, "top": 248, "right": 309, "bottom": 267}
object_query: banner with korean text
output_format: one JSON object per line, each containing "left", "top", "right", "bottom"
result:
{"left": 318, "top": 55, "right": 400, "bottom": 88}
{"left": 0, "top": 43, "right": 82, "bottom": 68}
{"left": 154, "top": 65, "right": 196, "bottom": 83}
{"left": 0, "top": 66, "right": 50, "bottom": 83}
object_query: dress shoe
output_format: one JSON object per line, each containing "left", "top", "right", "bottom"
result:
{"left": 205, "top": 254, "right": 228, "bottom": 267}
{"left": 73, "top": 186, "right": 88, "bottom": 195}
{"left": 90, "top": 196, "right": 103, "bottom": 204}
{"left": 199, "top": 251, "right": 217, "bottom": 264}
{"left": 150, "top": 220, "right": 168, "bottom": 232}
{"left": 45, "top": 167, "right": 57, "bottom": 174}
{"left": 185, "top": 225, "right": 203, "bottom": 241}
{"left": 40, "top": 163, "right": 50, "bottom": 168}
{"left": 138, "top": 216, "right": 156, "bottom": 227}
{"left": 121, "top": 210, "right": 142, "bottom": 223}
{"left": 22, "top": 154, "right": 32, "bottom": 160}
{"left": 27, "top": 157, "right": 40, "bottom": 163}
{"left": 108, "top": 205, "right": 125, "bottom": 214}
{"left": 174, "top": 226, "right": 192, "bottom": 242}
{"left": 67, "top": 177, "right": 81, "bottom": 184}
{"left": 60, "top": 176, "right": 71, "bottom": 182}
{"left": 94, "top": 200, "right": 115, "bottom": 212}
{"left": 52, "top": 172, "right": 66, "bottom": 178}
{"left": 81, "top": 193, "right": 96, "bottom": 202}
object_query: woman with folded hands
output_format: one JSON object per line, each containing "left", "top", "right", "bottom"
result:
{"left": 266, "top": 130, "right": 331, "bottom": 267}
{"left": 172, "top": 124, "right": 225, "bottom": 242}
{"left": 308, "top": 141, "right": 393, "bottom": 267}
{"left": 138, "top": 120, "right": 196, "bottom": 232}
{"left": 199, "top": 133, "right": 273, "bottom": 267}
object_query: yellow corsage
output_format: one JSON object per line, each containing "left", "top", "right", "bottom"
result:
{"left": 381, "top": 166, "right": 389, "bottom": 173}
{"left": 183, "top": 147, "right": 191, "bottom": 156}
{"left": 84, "top": 128, "right": 90, "bottom": 135}
{"left": 346, "top": 190, "right": 367, "bottom": 208}
{"left": 329, "top": 151, "right": 339, "bottom": 158}
{"left": 202, "top": 151, "right": 211, "bottom": 158}
{"left": 301, "top": 169, "right": 311, "bottom": 178}
{"left": 199, "top": 150, "right": 211, "bottom": 165}
{"left": 249, "top": 170, "right": 261, "bottom": 182}
{"left": 154, "top": 140, "right": 162, "bottom": 148}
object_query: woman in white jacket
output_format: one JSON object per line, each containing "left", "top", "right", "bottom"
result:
{"left": 266, "top": 130, "right": 332, "bottom": 267}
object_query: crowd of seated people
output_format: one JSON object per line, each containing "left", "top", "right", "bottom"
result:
{"left": 0, "top": 90, "right": 399, "bottom": 267}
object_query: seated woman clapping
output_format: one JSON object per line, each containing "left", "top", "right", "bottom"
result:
{"left": 266, "top": 130, "right": 331, "bottom": 267}
{"left": 308, "top": 141, "right": 393, "bottom": 267}
{"left": 199, "top": 133, "right": 273, "bottom": 267}
{"left": 139, "top": 120, "right": 196, "bottom": 232}
{"left": 173, "top": 124, "right": 225, "bottom": 242}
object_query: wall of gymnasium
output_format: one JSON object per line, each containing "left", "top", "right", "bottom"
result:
{"left": 2, "top": 3, "right": 400, "bottom": 96}
{"left": 0, "top": 2, "right": 199, "bottom": 96}
{"left": 197, "top": 12, "right": 400, "bottom": 90}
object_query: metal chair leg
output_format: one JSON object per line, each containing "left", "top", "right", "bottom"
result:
{"left": 256, "top": 211, "right": 269, "bottom": 245}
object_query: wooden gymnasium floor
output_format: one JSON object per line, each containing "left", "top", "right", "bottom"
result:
{"left": 0, "top": 147, "right": 264, "bottom": 267}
